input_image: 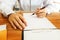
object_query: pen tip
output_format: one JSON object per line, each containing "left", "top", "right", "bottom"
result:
{"left": 32, "top": 13, "right": 35, "bottom": 15}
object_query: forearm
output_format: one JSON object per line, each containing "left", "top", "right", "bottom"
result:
{"left": 1, "top": 7, "right": 15, "bottom": 17}
{"left": 44, "top": 5, "right": 60, "bottom": 14}
{"left": 0, "top": 0, "right": 17, "bottom": 17}
{"left": 43, "top": 0, "right": 60, "bottom": 14}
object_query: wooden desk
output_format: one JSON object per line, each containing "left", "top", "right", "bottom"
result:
{"left": 0, "top": 13, "right": 60, "bottom": 40}
{"left": 47, "top": 13, "right": 60, "bottom": 28}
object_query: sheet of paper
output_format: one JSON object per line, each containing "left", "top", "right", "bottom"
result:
{"left": 23, "top": 13, "right": 60, "bottom": 40}
{"left": 24, "top": 30, "right": 60, "bottom": 40}
{"left": 0, "top": 24, "right": 6, "bottom": 31}
{"left": 23, "top": 13, "right": 56, "bottom": 30}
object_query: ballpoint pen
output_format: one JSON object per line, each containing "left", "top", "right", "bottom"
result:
{"left": 32, "top": 4, "right": 49, "bottom": 15}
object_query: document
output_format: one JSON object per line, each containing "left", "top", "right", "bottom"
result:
{"left": 23, "top": 13, "right": 60, "bottom": 40}
{"left": 23, "top": 13, "right": 56, "bottom": 30}
{"left": 24, "top": 30, "right": 60, "bottom": 40}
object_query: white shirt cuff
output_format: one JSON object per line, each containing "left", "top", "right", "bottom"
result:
{"left": 2, "top": 10, "right": 15, "bottom": 17}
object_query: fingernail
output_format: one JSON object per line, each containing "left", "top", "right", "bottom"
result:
{"left": 14, "top": 27, "right": 17, "bottom": 29}
{"left": 20, "top": 28, "right": 22, "bottom": 30}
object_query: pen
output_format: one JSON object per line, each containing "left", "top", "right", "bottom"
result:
{"left": 32, "top": 4, "right": 49, "bottom": 15}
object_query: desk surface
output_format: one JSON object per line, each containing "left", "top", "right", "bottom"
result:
{"left": 47, "top": 13, "right": 60, "bottom": 28}
{"left": 0, "top": 13, "right": 60, "bottom": 40}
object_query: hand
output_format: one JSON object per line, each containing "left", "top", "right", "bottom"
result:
{"left": 15, "top": 10, "right": 24, "bottom": 16}
{"left": 35, "top": 8, "right": 46, "bottom": 18}
{"left": 8, "top": 12, "right": 27, "bottom": 30}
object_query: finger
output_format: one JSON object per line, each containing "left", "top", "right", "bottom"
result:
{"left": 37, "top": 8, "right": 40, "bottom": 10}
{"left": 15, "top": 16, "right": 26, "bottom": 29}
{"left": 41, "top": 9, "right": 45, "bottom": 12}
{"left": 9, "top": 20, "right": 17, "bottom": 29}
{"left": 12, "top": 19, "right": 23, "bottom": 30}
{"left": 18, "top": 14, "right": 27, "bottom": 26}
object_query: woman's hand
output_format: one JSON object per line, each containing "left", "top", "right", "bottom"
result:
{"left": 8, "top": 11, "right": 27, "bottom": 30}
{"left": 35, "top": 8, "right": 46, "bottom": 18}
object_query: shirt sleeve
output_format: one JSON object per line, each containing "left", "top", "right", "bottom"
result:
{"left": 0, "top": 0, "right": 17, "bottom": 17}
{"left": 43, "top": 0, "right": 60, "bottom": 14}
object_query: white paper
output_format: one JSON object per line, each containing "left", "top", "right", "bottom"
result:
{"left": 0, "top": 24, "right": 6, "bottom": 31}
{"left": 24, "top": 13, "right": 56, "bottom": 30}
{"left": 24, "top": 30, "right": 60, "bottom": 40}
{"left": 23, "top": 13, "right": 60, "bottom": 40}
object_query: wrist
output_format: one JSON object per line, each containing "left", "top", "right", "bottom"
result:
{"left": 8, "top": 13, "right": 14, "bottom": 18}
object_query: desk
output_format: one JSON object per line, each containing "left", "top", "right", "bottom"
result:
{"left": 0, "top": 13, "right": 60, "bottom": 40}
{"left": 47, "top": 12, "right": 60, "bottom": 28}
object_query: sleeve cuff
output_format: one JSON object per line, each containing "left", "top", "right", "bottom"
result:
{"left": 2, "top": 11, "right": 15, "bottom": 17}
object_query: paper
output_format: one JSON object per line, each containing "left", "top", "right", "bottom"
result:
{"left": 0, "top": 24, "right": 6, "bottom": 31}
{"left": 24, "top": 30, "right": 60, "bottom": 40}
{"left": 23, "top": 13, "right": 56, "bottom": 30}
{"left": 23, "top": 13, "right": 60, "bottom": 40}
